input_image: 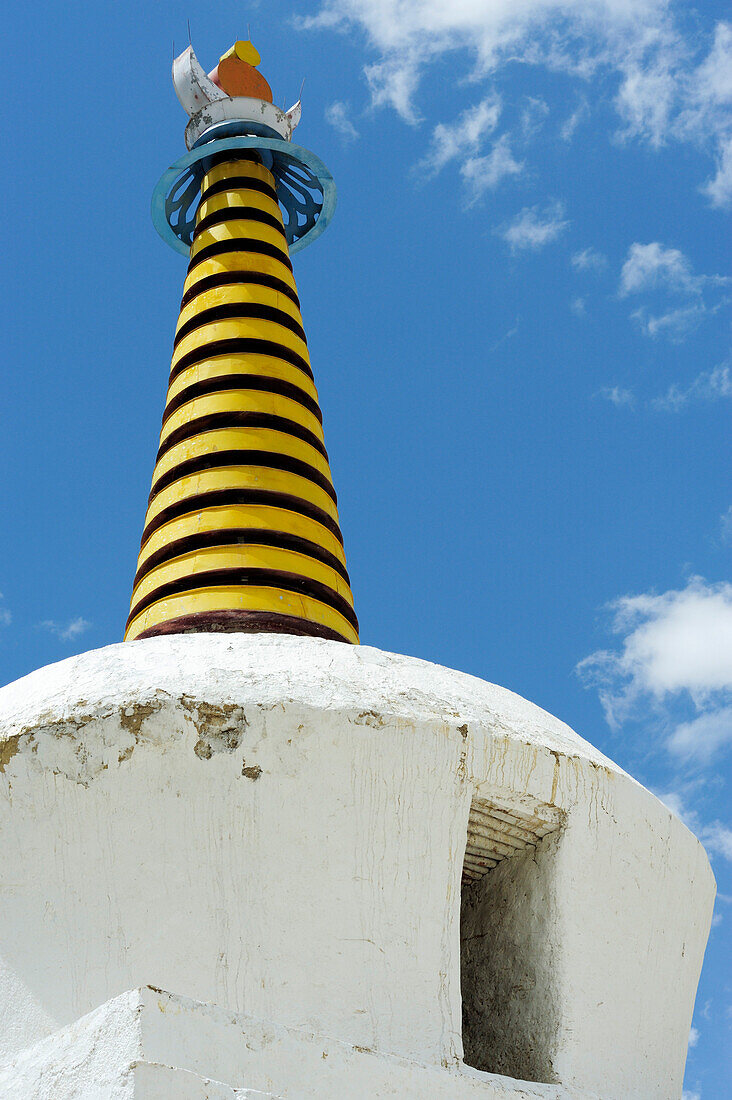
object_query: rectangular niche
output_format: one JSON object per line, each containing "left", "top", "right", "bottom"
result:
{"left": 460, "top": 795, "right": 564, "bottom": 1084}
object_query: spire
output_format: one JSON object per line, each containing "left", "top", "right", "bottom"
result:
{"left": 125, "top": 41, "right": 357, "bottom": 644}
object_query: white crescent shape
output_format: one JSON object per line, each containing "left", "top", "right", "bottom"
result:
{"left": 172, "top": 45, "right": 227, "bottom": 117}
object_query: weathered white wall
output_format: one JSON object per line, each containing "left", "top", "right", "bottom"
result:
{"left": 0, "top": 634, "right": 715, "bottom": 1099}
{"left": 0, "top": 986, "right": 592, "bottom": 1100}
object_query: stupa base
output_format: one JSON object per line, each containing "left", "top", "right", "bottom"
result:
{"left": 0, "top": 634, "right": 714, "bottom": 1098}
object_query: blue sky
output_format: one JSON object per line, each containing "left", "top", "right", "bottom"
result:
{"left": 3, "top": 1, "right": 730, "bottom": 1093}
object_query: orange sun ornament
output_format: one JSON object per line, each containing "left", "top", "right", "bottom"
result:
{"left": 209, "top": 40, "right": 273, "bottom": 102}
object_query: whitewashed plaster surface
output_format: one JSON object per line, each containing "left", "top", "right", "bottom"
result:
{"left": 0, "top": 634, "right": 716, "bottom": 1099}
{"left": 0, "top": 986, "right": 593, "bottom": 1099}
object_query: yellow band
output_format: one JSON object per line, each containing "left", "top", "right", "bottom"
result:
{"left": 166, "top": 356, "right": 319, "bottom": 408}
{"left": 197, "top": 189, "right": 283, "bottom": 225}
{"left": 131, "top": 543, "right": 354, "bottom": 613}
{"left": 176, "top": 284, "right": 305, "bottom": 338}
{"left": 171, "top": 318, "right": 310, "bottom": 375}
{"left": 159, "top": 390, "right": 326, "bottom": 448}
{"left": 125, "top": 586, "right": 359, "bottom": 644}
{"left": 202, "top": 160, "right": 276, "bottom": 192}
{"left": 144, "top": 466, "right": 340, "bottom": 530}
{"left": 190, "top": 220, "right": 289, "bottom": 262}
{"left": 152, "top": 426, "right": 333, "bottom": 488}
{"left": 136, "top": 504, "right": 348, "bottom": 576}
{"left": 183, "top": 254, "right": 298, "bottom": 299}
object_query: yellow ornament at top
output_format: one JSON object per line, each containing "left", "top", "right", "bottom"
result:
{"left": 232, "top": 40, "right": 261, "bottom": 67}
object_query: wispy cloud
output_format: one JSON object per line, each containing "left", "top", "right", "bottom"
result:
{"left": 667, "top": 708, "right": 732, "bottom": 764}
{"left": 489, "top": 317, "right": 520, "bottom": 353}
{"left": 620, "top": 243, "right": 714, "bottom": 297}
{"left": 577, "top": 577, "right": 732, "bottom": 765}
{"left": 40, "top": 617, "right": 91, "bottom": 642}
{"left": 702, "top": 133, "right": 732, "bottom": 209}
{"left": 418, "top": 95, "right": 502, "bottom": 176}
{"left": 652, "top": 363, "right": 732, "bottom": 410}
{"left": 700, "top": 822, "right": 732, "bottom": 861}
{"left": 0, "top": 593, "right": 10, "bottom": 628}
{"left": 325, "top": 101, "right": 360, "bottom": 142}
{"left": 560, "top": 98, "right": 589, "bottom": 142}
{"left": 499, "top": 201, "right": 568, "bottom": 253}
{"left": 720, "top": 506, "right": 732, "bottom": 546}
{"left": 299, "top": 4, "right": 732, "bottom": 204}
{"left": 619, "top": 242, "right": 729, "bottom": 340}
{"left": 572, "top": 247, "right": 607, "bottom": 273}
{"left": 461, "top": 135, "right": 524, "bottom": 204}
{"left": 599, "top": 385, "right": 635, "bottom": 408}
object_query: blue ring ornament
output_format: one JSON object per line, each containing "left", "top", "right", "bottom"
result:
{"left": 151, "top": 131, "right": 337, "bottom": 259}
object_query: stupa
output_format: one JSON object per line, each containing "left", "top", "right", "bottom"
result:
{"left": 0, "top": 38, "right": 714, "bottom": 1100}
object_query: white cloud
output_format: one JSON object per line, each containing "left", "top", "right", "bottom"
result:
{"left": 418, "top": 95, "right": 502, "bottom": 175}
{"left": 582, "top": 578, "right": 732, "bottom": 701}
{"left": 325, "top": 101, "right": 360, "bottom": 141}
{"left": 520, "top": 96, "right": 549, "bottom": 139}
{"left": 682, "top": 1091, "right": 702, "bottom": 1100}
{"left": 721, "top": 506, "right": 732, "bottom": 545}
{"left": 577, "top": 578, "right": 732, "bottom": 762}
{"left": 560, "top": 98, "right": 589, "bottom": 142}
{"left": 686, "top": 23, "right": 732, "bottom": 208}
{"left": 652, "top": 363, "right": 732, "bottom": 410}
{"left": 0, "top": 592, "right": 10, "bottom": 628}
{"left": 702, "top": 133, "right": 732, "bottom": 208}
{"left": 668, "top": 708, "right": 732, "bottom": 763}
{"left": 620, "top": 242, "right": 699, "bottom": 297}
{"left": 619, "top": 243, "right": 729, "bottom": 340}
{"left": 499, "top": 201, "right": 568, "bottom": 252}
{"left": 570, "top": 296, "right": 586, "bottom": 316}
{"left": 701, "top": 822, "right": 732, "bottom": 861}
{"left": 40, "top": 617, "right": 91, "bottom": 643}
{"left": 688, "top": 1025, "right": 700, "bottom": 1048}
{"left": 572, "top": 247, "right": 607, "bottom": 273}
{"left": 461, "top": 135, "right": 524, "bottom": 204}
{"left": 631, "top": 303, "right": 708, "bottom": 340}
{"left": 299, "top": 5, "right": 732, "bottom": 201}
{"left": 599, "top": 385, "right": 635, "bottom": 407}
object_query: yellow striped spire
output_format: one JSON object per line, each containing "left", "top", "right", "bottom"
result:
{"left": 125, "top": 153, "right": 358, "bottom": 644}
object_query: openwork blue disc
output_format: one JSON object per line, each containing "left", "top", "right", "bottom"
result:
{"left": 151, "top": 131, "right": 337, "bottom": 258}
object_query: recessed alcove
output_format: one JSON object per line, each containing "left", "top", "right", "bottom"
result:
{"left": 460, "top": 796, "right": 563, "bottom": 1082}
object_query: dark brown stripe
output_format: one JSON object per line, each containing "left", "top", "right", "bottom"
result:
{"left": 141, "top": 488, "right": 343, "bottom": 549}
{"left": 127, "top": 567, "right": 359, "bottom": 633}
{"left": 188, "top": 238, "right": 292, "bottom": 276}
{"left": 132, "top": 610, "right": 352, "bottom": 644}
{"left": 156, "top": 412, "right": 328, "bottom": 463}
{"left": 199, "top": 174, "right": 278, "bottom": 207}
{"left": 181, "top": 270, "right": 300, "bottom": 312}
{"left": 162, "top": 374, "right": 322, "bottom": 426}
{"left": 149, "top": 449, "right": 337, "bottom": 505}
{"left": 174, "top": 302, "right": 306, "bottom": 349}
{"left": 194, "top": 205, "right": 286, "bottom": 241}
{"left": 134, "top": 528, "right": 350, "bottom": 589}
{"left": 170, "top": 336, "right": 313, "bottom": 385}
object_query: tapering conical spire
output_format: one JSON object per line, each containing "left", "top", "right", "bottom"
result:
{"left": 125, "top": 45, "right": 357, "bottom": 643}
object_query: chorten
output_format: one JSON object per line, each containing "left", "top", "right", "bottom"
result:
{"left": 0, "top": 39, "right": 715, "bottom": 1100}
